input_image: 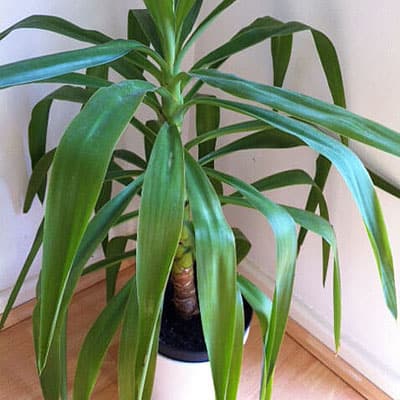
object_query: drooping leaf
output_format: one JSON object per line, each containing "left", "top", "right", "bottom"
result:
{"left": 206, "top": 168, "right": 297, "bottom": 388}
{"left": 197, "top": 95, "right": 397, "bottom": 318}
{"left": 193, "top": 17, "right": 345, "bottom": 107}
{"left": 191, "top": 70, "right": 400, "bottom": 156}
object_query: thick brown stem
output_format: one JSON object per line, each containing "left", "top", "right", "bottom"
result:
{"left": 171, "top": 266, "right": 199, "bottom": 319}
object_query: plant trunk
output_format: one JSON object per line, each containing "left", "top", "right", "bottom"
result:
{"left": 171, "top": 221, "right": 199, "bottom": 319}
{"left": 171, "top": 265, "right": 199, "bottom": 319}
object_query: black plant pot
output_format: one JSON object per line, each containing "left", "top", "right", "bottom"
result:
{"left": 159, "top": 281, "right": 253, "bottom": 363}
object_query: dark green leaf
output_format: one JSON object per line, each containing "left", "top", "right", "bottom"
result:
{"left": 24, "top": 149, "right": 56, "bottom": 212}
{"left": 232, "top": 228, "right": 251, "bottom": 264}
{"left": 271, "top": 34, "right": 293, "bottom": 88}
{"left": 114, "top": 149, "right": 147, "bottom": 169}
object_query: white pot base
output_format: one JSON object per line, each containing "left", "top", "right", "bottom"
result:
{"left": 152, "top": 354, "right": 215, "bottom": 400}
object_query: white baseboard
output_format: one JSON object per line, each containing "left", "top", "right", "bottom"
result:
{"left": 0, "top": 273, "right": 39, "bottom": 314}
{"left": 241, "top": 258, "right": 400, "bottom": 399}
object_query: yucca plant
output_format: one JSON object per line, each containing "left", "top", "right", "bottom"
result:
{"left": 1, "top": 1, "right": 400, "bottom": 399}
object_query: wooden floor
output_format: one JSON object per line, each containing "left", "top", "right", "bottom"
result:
{"left": 0, "top": 272, "right": 364, "bottom": 399}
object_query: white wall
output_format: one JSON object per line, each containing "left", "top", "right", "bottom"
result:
{"left": 195, "top": 0, "right": 400, "bottom": 398}
{"left": 0, "top": 0, "right": 145, "bottom": 309}
{"left": 1, "top": 1, "right": 400, "bottom": 398}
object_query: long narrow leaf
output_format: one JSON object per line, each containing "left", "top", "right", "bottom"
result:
{"left": 134, "top": 124, "right": 185, "bottom": 397}
{"left": 0, "top": 221, "right": 43, "bottom": 329}
{"left": 271, "top": 34, "right": 293, "bottom": 88}
{"left": 206, "top": 168, "right": 297, "bottom": 388}
{"left": 198, "top": 96, "right": 397, "bottom": 318}
{"left": 199, "top": 129, "right": 303, "bottom": 165}
{"left": 73, "top": 282, "right": 131, "bottom": 400}
{"left": 37, "top": 81, "right": 154, "bottom": 372}
{"left": 0, "top": 40, "right": 147, "bottom": 89}
{"left": 185, "top": 153, "right": 238, "bottom": 399}
{"left": 193, "top": 17, "right": 345, "bottom": 107}
{"left": 191, "top": 70, "right": 400, "bottom": 156}
{"left": 23, "top": 149, "right": 56, "bottom": 212}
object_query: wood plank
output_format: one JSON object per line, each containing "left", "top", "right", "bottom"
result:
{"left": 0, "top": 268, "right": 365, "bottom": 399}
{"left": 0, "top": 260, "right": 135, "bottom": 330}
{"left": 285, "top": 319, "right": 392, "bottom": 400}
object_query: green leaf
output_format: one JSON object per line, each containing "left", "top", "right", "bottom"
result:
{"left": 369, "top": 169, "right": 400, "bottom": 199}
{"left": 238, "top": 275, "right": 271, "bottom": 338}
{"left": 118, "top": 280, "right": 139, "bottom": 400}
{"left": 282, "top": 206, "right": 341, "bottom": 349}
{"left": 196, "top": 95, "right": 222, "bottom": 193}
{"left": 0, "top": 15, "right": 110, "bottom": 43}
{"left": 42, "top": 72, "right": 112, "bottom": 87}
{"left": 186, "top": 119, "right": 267, "bottom": 150}
{"left": 134, "top": 124, "right": 185, "bottom": 397}
{"left": 191, "top": 70, "right": 400, "bottom": 156}
{"left": 232, "top": 227, "right": 251, "bottom": 264}
{"left": 0, "top": 40, "right": 147, "bottom": 89}
{"left": 73, "top": 282, "right": 131, "bottom": 400}
{"left": 37, "top": 80, "right": 154, "bottom": 372}
{"left": 199, "top": 128, "right": 303, "bottom": 165}
{"left": 271, "top": 34, "right": 293, "bottom": 88}
{"left": 227, "top": 168, "right": 331, "bottom": 275}
{"left": 206, "top": 168, "right": 297, "bottom": 387}
{"left": 238, "top": 275, "right": 273, "bottom": 399}
{"left": 185, "top": 153, "right": 238, "bottom": 399}
{"left": 226, "top": 289, "right": 245, "bottom": 399}
{"left": 179, "top": 0, "right": 203, "bottom": 46}
{"left": 105, "top": 236, "right": 129, "bottom": 301}
{"left": 128, "top": 10, "right": 150, "bottom": 46}
{"left": 143, "top": 0, "right": 175, "bottom": 63}
{"left": 33, "top": 301, "right": 68, "bottom": 400}
{"left": 182, "top": 0, "right": 237, "bottom": 58}
{"left": 128, "top": 9, "right": 163, "bottom": 55}
{"left": 83, "top": 250, "right": 136, "bottom": 276}
{"left": 24, "top": 149, "right": 56, "bottom": 212}
{"left": 198, "top": 95, "right": 397, "bottom": 319}
{"left": 175, "top": 0, "right": 197, "bottom": 35}
{"left": 193, "top": 17, "right": 345, "bottom": 107}
{"left": 298, "top": 156, "right": 331, "bottom": 249}
{"left": 196, "top": 96, "right": 220, "bottom": 163}
{"left": 27, "top": 86, "right": 94, "bottom": 205}
{"left": 0, "top": 221, "right": 43, "bottom": 329}
{"left": 114, "top": 149, "right": 147, "bottom": 170}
